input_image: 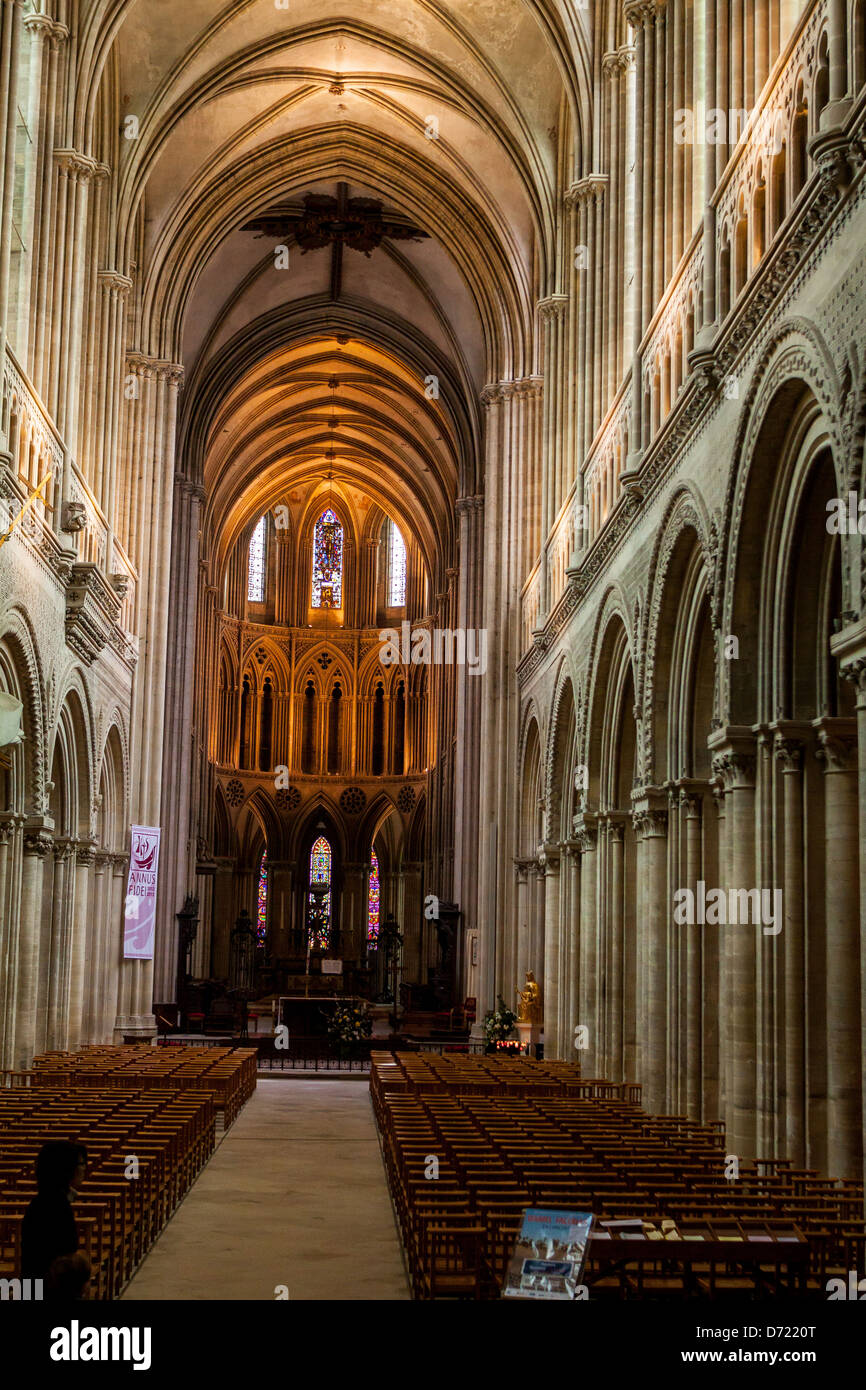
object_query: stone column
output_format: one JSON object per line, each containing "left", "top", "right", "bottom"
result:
{"left": 0, "top": 0, "right": 23, "bottom": 370}
{"left": 341, "top": 861, "right": 368, "bottom": 967}
{"left": 607, "top": 815, "right": 626, "bottom": 1082}
{"left": 474, "top": 379, "right": 541, "bottom": 1035}
{"left": 267, "top": 860, "right": 293, "bottom": 959}
{"left": 156, "top": 474, "right": 204, "bottom": 1004}
{"left": 699, "top": 0, "right": 718, "bottom": 337}
{"left": 104, "top": 855, "right": 126, "bottom": 1041}
{"left": 632, "top": 792, "right": 668, "bottom": 1112}
{"left": 453, "top": 493, "right": 483, "bottom": 955}
{"left": 623, "top": 0, "right": 651, "bottom": 467}
{"left": 274, "top": 529, "right": 294, "bottom": 626}
{"left": 513, "top": 858, "right": 533, "bottom": 993}
{"left": 710, "top": 731, "right": 758, "bottom": 1157}
{"left": 815, "top": 717, "right": 861, "bottom": 1180}
{"left": 67, "top": 841, "right": 94, "bottom": 1051}
{"left": 83, "top": 852, "right": 109, "bottom": 1044}
{"left": 832, "top": 628, "right": 866, "bottom": 1192}
{"left": 400, "top": 862, "right": 424, "bottom": 986}
{"left": 539, "top": 844, "right": 561, "bottom": 1058}
{"left": 123, "top": 354, "right": 184, "bottom": 1037}
{"left": 821, "top": 0, "right": 852, "bottom": 130}
{"left": 574, "top": 813, "right": 598, "bottom": 1073}
{"left": 773, "top": 723, "right": 810, "bottom": 1166}
{"left": 562, "top": 839, "right": 581, "bottom": 1066}
{"left": 45, "top": 838, "right": 74, "bottom": 1051}
{"left": 14, "top": 824, "right": 52, "bottom": 1068}
{"left": 536, "top": 299, "right": 569, "bottom": 618}
{"left": 211, "top": 857, "right": 236, "bottom": 980}
{"left": 679, "top": 785, "right": 704, "bottom": 1118}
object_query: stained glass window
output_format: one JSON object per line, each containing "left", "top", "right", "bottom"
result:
{"left": 388, "top": 520, "right": 406, "bottom": 607}
{"left": 307, "top": 834, "right": 332, "bottom": 949}
{"left": 311, "top": 508, "right": 343, "bottom": 609}
{"left": 256, "top": 852, "right": 268, "bottom": 945}
{"left": 248, "top": 515, "right": 266, "bottom": 602}
{"left": 367, "top": 849, "right": 380, "bottom": 945}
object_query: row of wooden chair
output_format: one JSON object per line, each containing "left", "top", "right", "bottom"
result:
{"left": 0, "top": 1084, "right": 218, "bottom": 1298}
{"left": 371, "top": 1053, "right": 865, "bottom": 1299}
{"left": 26, "top": 1045, "right": 257, "bottom": 1128}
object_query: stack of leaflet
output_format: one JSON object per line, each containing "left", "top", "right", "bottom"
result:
{"left": 503, "top": 1209, "right": 594, "bottom": 1300}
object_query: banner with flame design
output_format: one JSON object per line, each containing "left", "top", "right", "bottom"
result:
{"left": 123, "top": 825, "right": 161, "bottom": 959}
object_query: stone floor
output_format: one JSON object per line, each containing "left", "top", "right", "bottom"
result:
{"left": 121, "top": 1080, "right": 410, "bottom": 1300}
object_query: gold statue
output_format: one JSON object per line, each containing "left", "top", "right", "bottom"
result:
{"left": 517, "top": 970, "right": 543, "bottom": 1024}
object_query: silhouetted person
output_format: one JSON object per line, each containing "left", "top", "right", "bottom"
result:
{"left": 21, "top": 1141, "right": 91, "bottom": 1299}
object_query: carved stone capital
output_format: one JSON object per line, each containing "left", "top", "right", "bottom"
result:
{"left": 624, "top": 0, "right": 666, "bottom": 30}
{"left": 831, "top": 618, "right": 866, "bottom": 700}
{"left": 564, "top": 175, "right": 608, "bottom": 209}
{"left": 572, "top": 811, "right": 598, "bottom": 852}
{"left": 126, "top": 353, "right": 184, "bottom": 386}
{"left": 809, "top": 129, "right": 852, "bottom": 194}
{"left": 98, "top": 270, "right": 134, "bottom": 300}
{"left": 24, "top": 829, "right": 53, "bottom": 859}
{"left": 537, "top": 294, "right": 569, "bottom": 323}
{"left": 602, "top": 48, "right": 634, "bottom": 76}
{"left": 708, "top": 728, "right": 757, "bottom": 788}
{"left": 537, "top": 842, "right": 561, "bottom": 874}
{"left": 513, "top": 856, "right": 534, "bottom": 883}
{"left": 480, "top": 376, "right": 543, "bottom": 408}
{"left": 813, "top": 717, "right": 858, "bottom": 773}
{"left": 54, "top": 149, "right": 99, "bottom": 183}
{"left": 770, "top": 721, "right": 811, "bottom": 773}
{"left": 675, "top": 780, "right": 705, "bottom": 819}
{"left": 23, "top": 12, "right": 57, "bottom": 40}
{"left": 631, "top": 806, "right": 668, "bottom": 838}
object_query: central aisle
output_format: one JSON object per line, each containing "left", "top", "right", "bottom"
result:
{"left": 122, "top": 1079, "right": 410, "bottom": 1301}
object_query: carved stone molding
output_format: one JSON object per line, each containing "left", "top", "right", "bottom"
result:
{"left": 65, "top": 563, "right": 123, "bottom": 666}
{"left": 831, "top": 617, "right": 866, "bottom": 698}
{"left": 480, "top": 376, "right": 542, "bottom": 408}
{"left": 60, "top": 501, "right": 87, "bottom": 534}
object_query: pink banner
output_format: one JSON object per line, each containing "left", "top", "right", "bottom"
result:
{"left": 123, "top": 825, "right": 161, "bottom": 960}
